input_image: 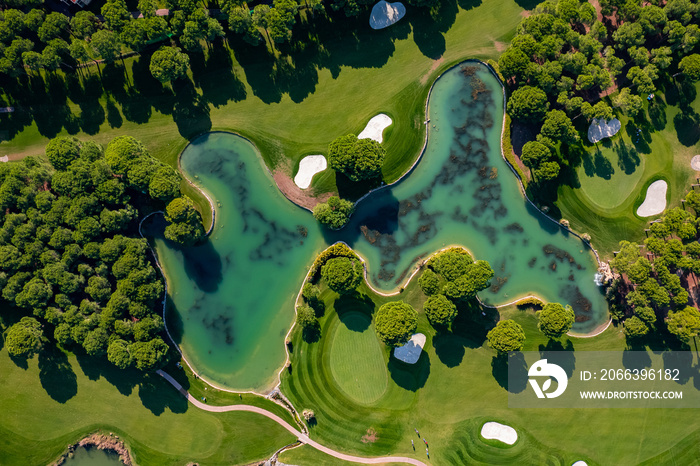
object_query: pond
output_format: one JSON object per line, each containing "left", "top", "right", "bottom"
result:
{"left": 61, "top": 447, "right": 123, "bottom": 466}
{"left": 148, "top": 62, "right": 609, "bottom": 392}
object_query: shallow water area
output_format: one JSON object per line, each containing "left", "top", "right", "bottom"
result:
{"left": 150, "top": 63, "right": 610, "bottom": 391}
{"left": 61, "top": 447, "right": 123, "bottom": 466}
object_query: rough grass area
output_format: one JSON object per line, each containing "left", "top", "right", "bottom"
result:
{"left": 282, "top": 269, "right": 700, "bottom": 465}
{"left": 554, "top": 79, "right": 700, "bottom": 258}
{"left": 0, "top": 346, "right": 294, "bottom": 466}
{"left": 330, "top": 311, "right": 388, "bottom": 405}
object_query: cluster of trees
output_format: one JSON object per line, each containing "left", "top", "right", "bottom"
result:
{"left": 312, "top": 195, "right": 354, "bottom": 229}
{"left": 0, "top": 135, "right": 203, "bottom": 371}
{"left": 499, "top": 0, "right": 700, "bottom": 184}
{"left": 418, "top": 248, "right": 494, "bottom": 329}
{"left": 608, "top": 196, "right": 700, "bottom": 343}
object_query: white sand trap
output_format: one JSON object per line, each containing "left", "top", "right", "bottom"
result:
{"left": 294, "top": 155, "right": 327, "bottom": 189}
{"left": 369, "top": 1, "right": 406, "bottom": 30}
{"left": 358, "top": 114, "right": 393, "bottom": 143}
{"left": 637, "top": 180, "right": 668, "bottom": 217}
{"left": 572, "top": 462, "right": 588, "bottom": 466}
{"left": 393, "top": 333, "right": 426, "bottom": 364}
{"left": 0, "top": 156, "right": 8, "bottom": 163}
{"left": 588, "top": 117, "right": 621, "bottom": 143}
{"left": 691, "top": 155, "right": 700, "bottom": 171}
{"left": 480, "top": 422, "right": 517, "bottom": 445}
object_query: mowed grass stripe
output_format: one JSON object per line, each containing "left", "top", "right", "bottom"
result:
{"left": 329, "top": 312, "right": 388, "bottom": 405}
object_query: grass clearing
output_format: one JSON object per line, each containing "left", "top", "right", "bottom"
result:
{"left": 330, "top": 311, "right": 389, "bottom": 405}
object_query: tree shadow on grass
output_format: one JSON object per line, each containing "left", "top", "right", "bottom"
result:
{"left": 538, "top": 339, "right": 575, "bottom": 378}
{"left": 138, "top": 373, "right": 189, "bottom": 415}
{"left": 433, "top": 330, "right": 465, "bottom": 367}
{"left": 491, "top": 352, "right": 527, "bottom": 393}
{"left": 74, "top": 350, "right": 138, "bottom": 397}
{"left": 190, "top": 41, "right": 247, "bottom": 108}
{"left": 302, "top": 321, "right": 322, "bottom": 343}
{"left": 388, "top": 351, "right": 430, "bottom": 391}
{"left": 38, "top": 344, "right": 78, "bottom": 403}
{"left": 674, "top": 111, "right": 700, "bottom": 147}
{"left": 336, "top": 296, "right": 374, "bottom": 332}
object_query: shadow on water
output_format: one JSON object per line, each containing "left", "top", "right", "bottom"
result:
{"left": 39, "top": 344, "right": 78, "bottom": 403}
{"left": 181, "top": 240, "right": 224, "bottom": 293}
{"left": 388, "top": 351, "right": 430, "bottom": 391}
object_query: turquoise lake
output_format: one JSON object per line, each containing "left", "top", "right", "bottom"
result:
{"left": 61, "top": 447, "right": 123, "bottom": 466}
{"left": 148, "top": 62, "right": 609, "bottom": 391}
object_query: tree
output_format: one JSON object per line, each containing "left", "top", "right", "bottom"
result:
{"left": 627, "top": 66, "right": 656, "bottom": 94}
{"left": 102, "top": 0, "right": 132, "bottom": 33}
{"left": 612, "top": 88, "right": 644, "bottom": 116}
{"left": 610, "top": 240, "right": 641, "bottom": 275}
{"left": 149, "top": 46, "right": 190, "bottom": 83}
{"left": 312, "top": 196, "right": 354, "bottom": 229}
{"left": 38, "top": 12, "right": 69, "bottom": 43}
{"left": 321, "top": 257, "right": 362, "bottom": 294}
{"left": 424, "top": 294, "right": 457, "bottom": 328}
{"left": 105, "top": 136, "right": 149, "bottom": 175}
{"left": 443, "top": 260, "right": 494, "bottom": 301}
{"left": 91, "top": 30, "right": 121, "bottom": 63}
{"left": 540, "top": 110, "right": 578, "bottom": 143}
{"left": 138, "top": 0, "right": 157, "bottom": 17}
{"left": 613, "top": 22, "right": 645, "bottom": 49}
{"left": 520, "top": 140, "right": 551, "bottom": 169}
{"left": 666, "top": 306, "right": 700, "bottom": 343}
{"left": 537, "top": 302, "right": 574, "bottom": 338}
{"left": 4, "top": 316, "right": 42, "bottom": 357}
{"left": 24, "top": 9, "right": 45, "bottom": 33}
{"left": 296, "top": 304, "right": 316, "bottom": 328}
{"left": 148, "top": 165, "right": 181, "bottom": 201}
{"left": 679, "top": 54, "right": 700, "bottom": 81}
{"left": 374, "top": 301, "right": 418, "bottom": 346}
{"left": 107, "top": 338, "right": 133, "bottom": 368}
{"left": 121, "top": 20, "right": 148, "bottom": 53}
{"left": 427, "top": 248, "right": 472, "bottom": 282}
{"left": 418, "top": 269, "right": 440, "bottom": 296}
{"left": 129, "top": 337, "right": 169, "bottom": 371}
{"left": 327, "top": 134, "right": 386, "bottom": 182}
{"left": 229, "top": 7, "right": 261, "bottom": 45}
{"left": 498, "top": 46, "right": 529, "bottom": 83}
{"left": 70, "top": 11, "right": 98, "bottom": 39}
{"left": 624, "top": 315, "right": 649, "bottom": 338}
{"left": 46, "top": 137, "right": 81, "bottom": 171}
{"left": 487, "top": 319, "right": 525, "bottom": 354}
{"left": 164, "top": 196, "right": 205, "bottom": 246}
{"left": 506, "top": 86, "right": 549, "bottom": 122}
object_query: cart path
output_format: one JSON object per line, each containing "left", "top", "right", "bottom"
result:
{"left": 157, "top": 370, "right": 428, "bottom": 465}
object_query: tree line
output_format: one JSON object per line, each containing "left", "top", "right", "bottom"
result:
{"left": 0, "top": 135, "right": 204, "bottom": 371}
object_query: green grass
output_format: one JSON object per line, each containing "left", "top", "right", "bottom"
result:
{"left": 0, "top": 0, "right": 525, "bottom": 224}
{"left": 281, "top": 270, "right": 700, "bottom": 465}
{"left": 0, "top": 345, "right": 295, "bottom": 466}
{"left": 554, "top": 82, "right": 700, "bottom": 258}
{"left": 329, "top": 311, "right": 388, "bottom": 405}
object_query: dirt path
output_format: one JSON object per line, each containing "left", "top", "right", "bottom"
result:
{"left": 157, "top": 370, "right": 428, "bottom": 466}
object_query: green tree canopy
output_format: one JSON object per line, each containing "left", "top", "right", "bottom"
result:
{"left": 418, "top": 269, "right": 440, "bottom": 296}
{"left": 424, "top": 294, "right": 458, "bottom": 328}
{"left": 680, "top": 54, "right": 700, "bottom": 81}
{"left": 296, "top": 304, "right": 317, "bottom": 328}
{"left": 374, "top": 301, "right": 418, "bottom": 347}
{"left": 312, "top": 196, "right": 355, "bottom": 229}
{"left": 540, "top": 110, "right": 578, "bottom": 143}
{"left": 537, "top": 302, "right": 575, "bottom": 338}
{"left": 666, "top": 306, "right": 700, "bottom": 343}
{"left": 320, "top": 256, "right": 362, "bottom": 294}
{"left": 427, "top": 248, "right": 473, "bottom": 282}
{"left": 46, "top": 136, "right": 81, "bottom": 171}
{"left": 506, "top": 86, "right": 549, "bottom": 122}
{"left": 164, "top": 196, "right": 205, "bottom": 246}
{"left": 328, "top": 134, "right": 386, "bottom": 182}
{"left": 4, "top": 316, "right": 43, "bottom": 358}
{"left": 486, "top": 319, "right": 525, "bottom": 354}
{"left": 149, "top": 46, "right": 190, "bottom": 83}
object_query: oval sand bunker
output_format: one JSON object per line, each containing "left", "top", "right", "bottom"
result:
{"left": 370, "top": 1, "right": 406, "bottom": 30}
{"left": 691, "top": 155, "right": 700, "bottom": 171}
{"left": 358, "top": 114, "right": 393, "bottom": 143}
{"left": 480, "top": 421, "right": 517, "bottom": 445}
{"left": 294, "top": 155, "right": 327, "bottom": 189}
{"left": 636, "top": 180, "right": 668, "bottom": 217}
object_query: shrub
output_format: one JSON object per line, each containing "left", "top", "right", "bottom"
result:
{"left": 310, "top": 243, "right": 358, "bottom": 280}
{"left": 312, "top": 196, "right": 354, "bottom": 229}
{"left": 486, "top": 319, "right": 525, "bottom": 354}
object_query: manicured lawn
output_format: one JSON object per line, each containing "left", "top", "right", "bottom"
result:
{"left": 555, "top": 81, "right": 700, "bottom": 258}
{"left": 281, "top": 272, "right": 700, "bottom": 465}
{"left": 329, "top": 311, "right": 388, "bottom": 405}
{"left": 0, "top": 345, "right": 295, "bottom": 466}
{"left": 0, "top": 0, "right": 524, "bottom": 222}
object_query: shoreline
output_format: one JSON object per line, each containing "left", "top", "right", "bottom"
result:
{"left": 51, "top": 432, "right": 132, "bottom": 466}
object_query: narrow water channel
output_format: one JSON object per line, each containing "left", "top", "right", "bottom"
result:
{"left": 147, "top": 62, "right": 609, "bottom": 391}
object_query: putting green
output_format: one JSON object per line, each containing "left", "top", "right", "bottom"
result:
{"left": 329, "top": 311, "right": 388, "bottom": 405}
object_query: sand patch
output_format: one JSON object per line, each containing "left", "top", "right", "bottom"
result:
{"left": 0, "top": 156, "right": 8, "bottom": 162}
{"left": 358, "top": 114, "right": 392, "bottom": 143}
{"left": 361, "top": 428, "right": 378, "bottom": 443}
{"left": 572, "top": 462, "right": 588, "bottom": 466}
{"left": 480, "top": 422, "right": 517, "bottom": 445}
{"left": 691, "top": 155, "right": 700, "bottom": 171}
{"left": 294, "top": 155, "right": 327, "bottom": 189}
{"left": 420, "top": 56, "right": 444, "bottom": 85}
{"left": 393, "top": 333, "right": 426, "bottom": 364}
{"left": 370, "top": 1, "right": 406, "bottom": 29}
{"left": 636, "top": 180, "right": 668, "bottom": 217}
{"left": 588, "top": 118, "right": 621, "bottom": 143}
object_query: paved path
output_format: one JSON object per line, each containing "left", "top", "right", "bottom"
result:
{"left": 157, "top": 370, "right": 428, "bottom": 465}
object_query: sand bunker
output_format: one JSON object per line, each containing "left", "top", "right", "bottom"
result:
{"left": 294, "top": 155, "right": 327, "bottom": 189}
{"left": 636, "top": 180, "right": 668, "bottom": 217}
{"left": 480, "top": 422, "right": 517, "bottom": 445}
{"left": 588, "top": 118, "right": 621, "bottom": 143}
{"left": 358, "top": 114, "right": 392, "bottom": 143}
{"left": 393, "top": 333, "right": 426, "bottom": 364}
{"left": 572, "top": 462, "right": 588, "bottom": 466}
{"left": 369, "top": 1, "right": 406, "bottom": 29}
{"left": 0, "top": 156, "right": 8, "bottom": 163}
{"left": 691, "top": 155, "right": 700, "bottom": 171}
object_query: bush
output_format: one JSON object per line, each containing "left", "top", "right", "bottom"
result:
{"left": 516, "top": 296, "right": 544, "bottom": 309}
{"left": 423, "top": 294, "right": 457, "bottom": 328}
{"left": 328, "top": 134, "right": 386, "bottom": 182}
{"left": 536, "top": 302, "right": 575, "bottom": 338}
{"left": 321, "top": 257, "right": 362, "bottom": 295}
{"left": 310, "top": 243, "right": 358, "bottom": 280}
{"left": 375, "top": 301, "right": 418, "bottom": 346}
{"left": 486, "top": 319, "right": 525, "bottom": 353}
{"left": 4, "top": 316, "right": 43, "bottom": 357}
{"left": 312, "top": 196, "right": 354, "bottom": 229}
{"left": 418, "top": 269, "right": 440, "bottom": 296}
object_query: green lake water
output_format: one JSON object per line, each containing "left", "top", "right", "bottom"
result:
{"left": 61, "top": 447, "right": 123, "bottom": 466}
{"left": 148, "top": 62, "right": 609, "bottom": 392}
